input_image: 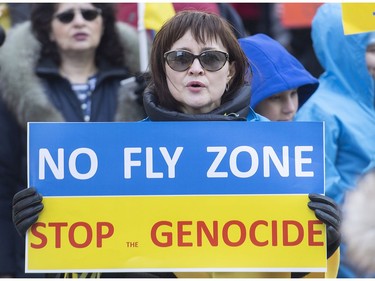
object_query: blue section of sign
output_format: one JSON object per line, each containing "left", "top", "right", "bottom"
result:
{"left": 28, "top": 122, "right": 324, "bottom": 197}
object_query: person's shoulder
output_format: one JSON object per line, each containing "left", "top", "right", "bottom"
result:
{"left": 115, "top": 21, "right": 137, "bottom": 36}
{"left": 115, "top": 21, "right": 140, "bottom": 74}
{"left": 247, "top": 107, "right": 270, "bottom": 122}
{"left": 0, "top": 21, "right": 38, "bottom": 54}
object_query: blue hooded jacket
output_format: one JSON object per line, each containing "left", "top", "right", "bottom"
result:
{"left": 238, "top": 34, "right": 318, "bottom": 108}
{"left": 295, "top": 3, "right": 375, "bottom": 204}
{"left": 295, "top": 5, "right": 375, "bottom": 277}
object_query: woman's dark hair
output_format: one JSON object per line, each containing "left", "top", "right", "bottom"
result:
{"left": 31, "top": 3, "right": 124, "bottom": 67}
{"left": 149, "top": 10, "right": 251, "bottom": 111}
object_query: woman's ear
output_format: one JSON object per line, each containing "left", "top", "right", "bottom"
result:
{"left": 227, "top": 62, "right": 236, "bottom": 83}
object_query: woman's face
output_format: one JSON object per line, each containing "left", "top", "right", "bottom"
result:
{"left": 50, "top": 3, "right": 103, "bottom": 55}
{"left": 165, "top": 30, "right": 235, "bottom": 114}
{"left": 254, "top": 89, "right": 298, "bottom": 121}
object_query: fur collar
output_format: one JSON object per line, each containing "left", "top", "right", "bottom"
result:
{"left": 0, "top": 21, "right": 143, "bottom": 128}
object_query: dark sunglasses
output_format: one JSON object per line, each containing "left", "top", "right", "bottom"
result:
{"left": 164, "top": 50, "right": 229, "bottom": 72}
{"left": 54, "top": 8, "right": 102, "bottom": 24}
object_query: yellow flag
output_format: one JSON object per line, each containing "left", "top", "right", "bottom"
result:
{"left": 342, "top": 3, "right": 375, "bottom": 35}
{"left": 0, "top": 4, "right": 11, "bottom": 31}
{"left": 144, "top": 3, "right": 175, "bottom": 31}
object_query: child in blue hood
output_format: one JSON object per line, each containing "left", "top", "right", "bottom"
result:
{"left": 239, "top": 34, "right": 318, "bottom": 121}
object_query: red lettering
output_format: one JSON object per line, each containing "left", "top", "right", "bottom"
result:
{"left": 151, "top": 221, "right": 172, "bottom": 247}
{"left": 222, "top": 220, "right": 246, "bottom": 247}
{"left": 308, "top": 220, "right": 324, "bottom": 246}
{"left": 150, "top": 219, "right": 311, "bottom": 248}
{"left": 197, "top": 221, "right": 218, "bottom": 246}
{"left": 69, "top": 222, "right": 92, "bottom": 248}
{"left": 283, "top": 220, "right": 303, "bottom": 246}
{"left": 49, "top": 222, "right": 68, "bottom": 248}
{"left": 271, "top": 220, "right": 278, "bottom": 246}
{"left": 30, "top": 222, "right": 47, "bottom": 249}
{"left": 97, "top": 222, "right": 114, "bottom": 247}
{"left": 177, "top": 221, "right": 193, "bottom": 246}
{"left": 29, "top": 221, "right": 113, "bottom": 249}
{"left": 249, "top": 220, "right": 268, "bottom": 246}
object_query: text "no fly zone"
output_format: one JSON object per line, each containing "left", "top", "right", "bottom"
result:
{"left": 38, "top": 146, "right": 315, "bottom": 180}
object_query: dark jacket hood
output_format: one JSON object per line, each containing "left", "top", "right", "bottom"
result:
{"left": 143, "top": 85, "right": 251, "bottom": 121}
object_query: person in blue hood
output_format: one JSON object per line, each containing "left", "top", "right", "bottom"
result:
{"left": 239, "top": 34, "right": 318, "bottom": 121}
{"left": 294, "top": 3, "right": 375, "bottom": 278}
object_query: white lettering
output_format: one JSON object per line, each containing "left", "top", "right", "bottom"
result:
{"left": 39, "top": 148, "right": 64, "bottom": 180}
{"left": 230, "top": 146, "right": 259, "bottom": 178}
{"left": 124, "top": 147, "right": 142, "bottom": 179}
{"left": 207, "top": 146, "right": 228, "bottom": 178}
{"left": 206, "top": 145, "right": 315, "bottom": 179}
{"left": 125, "top": 147, "right": 184, "bottom": 179}
{"left": 295, "top": 146, "right": 314, "bottom": 177}
{"left": 39, "top": 148, "right": 98, "bottom": 180}
{"left": 146, "top": 147, "right": 163, "bottom": 178}
{"left": 263, "top": 146, "right": 289, "bottom": 177}
{"left": 69, "top": 148, "right": 98, "bottom": 180}
{"left": 159, "top": 147, "right": 183, "bottom": 178}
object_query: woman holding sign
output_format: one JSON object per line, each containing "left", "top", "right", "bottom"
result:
{"left": 13, "top": 10, "right": 340, "bottom": 278}
{"left": 142, "top": 10, "right": 340, "bottom": 278}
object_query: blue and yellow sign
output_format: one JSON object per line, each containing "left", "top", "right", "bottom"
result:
{"left": 26, "top": 121, "right": 326, "bottom": 273}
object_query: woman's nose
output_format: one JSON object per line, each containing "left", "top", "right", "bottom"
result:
{"left": 188, "top": 58, "right": 204, "bottom": 75}
{"left": 72, "top": 10, "right": 85, "bottom": 25}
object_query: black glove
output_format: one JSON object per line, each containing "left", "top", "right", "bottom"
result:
{"left": 308, "top": 193, "right": 341, "bottom": 258}
{"left": 12, "top": 187, "right": 44, "bottom": 236}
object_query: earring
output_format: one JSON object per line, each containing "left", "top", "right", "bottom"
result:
{"left": 226, "top": 76, "right": 232, "bottom": 91}
{"left": 226, "top": 83, "right": 230, "bottom": 91}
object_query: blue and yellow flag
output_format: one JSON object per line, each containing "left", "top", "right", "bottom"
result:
{"left": 342, "top": 3, "right": 375, "bottom": 35}
{"left": 144, "top": 3, "right": 175, "bottom": 32}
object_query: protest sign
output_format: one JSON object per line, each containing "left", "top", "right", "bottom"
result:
{"left": 26, "top": 121, "right": 326, "bottom": 273}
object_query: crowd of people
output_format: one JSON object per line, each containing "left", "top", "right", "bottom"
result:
{"left": 0, "top": 2, "right": 374, "bottom": 278}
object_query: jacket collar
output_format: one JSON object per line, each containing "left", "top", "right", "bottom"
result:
{"left": 35, "top": 55, "right": 129, "bottom": 85}
{"left": 143, "top": 85, "right": 251, "bottom": 121}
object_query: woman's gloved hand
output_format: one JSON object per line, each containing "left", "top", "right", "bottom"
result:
{"left": 308, "top": 193, "right": 341, "bottom": 258}
{"left": 12, "top": 187, "right": 43, "bottom": 236}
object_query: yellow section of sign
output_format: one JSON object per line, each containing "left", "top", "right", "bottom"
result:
{"left": 342, "top": 3, "right": 375, "bottom": 34}
{"left": 27, "top": 195, "right": 326, "bottom": 272}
